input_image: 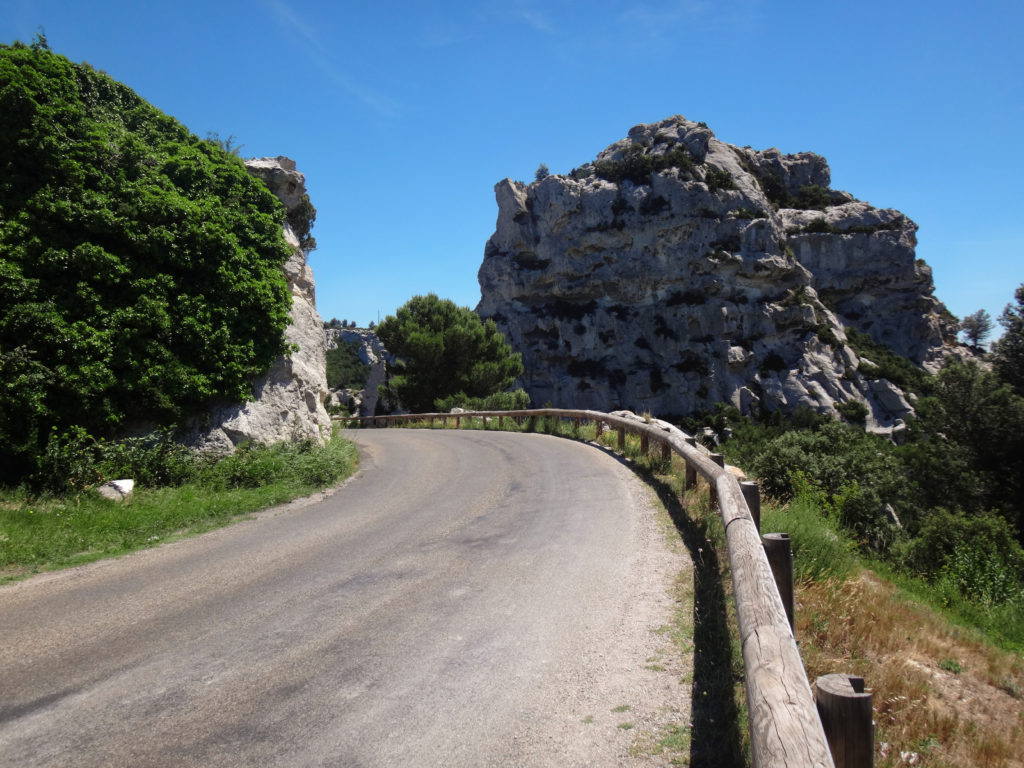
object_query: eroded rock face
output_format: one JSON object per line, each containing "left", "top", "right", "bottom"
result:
{"left": 190, "top": 157, "right": 331, "bottom": 451}
{"left": 477, "top": 116, "right": 959, "bottom": 427}
{"left": 325, "top": 328, "right": 392, "bottom": 417}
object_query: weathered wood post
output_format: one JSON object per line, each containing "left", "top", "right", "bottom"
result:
{"left": 815, "top": 674, "right": 874, "bottom": 768}
{"left": 640, "top": 431, "right": 649, "bottom": 456}
{"left": 709, "top": 452, "right": 725, "bottom": 505}
{"left": 498, "top": 414, "right": 504, "bottom": 430}
{"left": 762, "top": 532, "right": 795, "bottom": 634}
{"left": 661, "top": 441, "right": 671, "bottom": 464}
{"left": 684, "top": 436, "right": 698, "bottom": 490}
{"left": 617, "top": 427, "right": 626, "bottom": 451}
{"left": 455, "top": 415, "right": 461, "bottom": 428}
{"left": 741, "top": 480, "right": 761, "bottom": 533}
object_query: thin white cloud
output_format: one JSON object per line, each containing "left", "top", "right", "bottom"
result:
{"left": 619, "top": 0, "right": 712, "bottom": 28}
{"left": 261, "top": 0, "right": 399, "bottom": 117}
{"left": 517, "top": 4, "right": 556, "bottom": 36}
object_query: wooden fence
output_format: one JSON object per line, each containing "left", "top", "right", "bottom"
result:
{"left": 337, "top": 408, "right": 842, "bottom": 768}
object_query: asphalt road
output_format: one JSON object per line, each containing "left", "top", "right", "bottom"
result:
{"left": 0, "top": 429, "right": 689, "bottom": 767}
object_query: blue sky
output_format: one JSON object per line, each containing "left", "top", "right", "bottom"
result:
{"left": 4, "top": 1, "right": 1022, "bottom": 335}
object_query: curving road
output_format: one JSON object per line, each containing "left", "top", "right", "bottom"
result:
{"left": 0, "top": 429, "right": 690, "bottom": 767}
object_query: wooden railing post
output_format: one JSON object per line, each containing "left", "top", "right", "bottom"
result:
{"left": 684, "top": 436, "right": 698, "bottom": 490}
{"left": 640, "top": 431, "right": 649, "bottom": 455}
{"left": 709, "top": 453, "right": 724, "bottom": 505}
{"left": 741, "top": 480, "right": 761, "bottom": 533}
{"left": 815, "top": 674, "right": 874, "bottom": 768}
{"left": 617, "top": 427, "right": 626, "bottom": 451}
{"left": 661, "top": 441, "right": 671, "bottom": 463}
{"left": 762, "top": 533, "right": 795, "bottom": 634}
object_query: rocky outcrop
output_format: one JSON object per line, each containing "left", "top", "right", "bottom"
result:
{"left": 189, "top": 157, "right": 331, "bottom": 451}
{"left": 477, "top": 116, "right": 960, "bottom": 428}
{"left": 325, "top": 328, "right": 392, "bottom": 416}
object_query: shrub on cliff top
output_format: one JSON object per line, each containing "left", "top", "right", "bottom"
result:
{"left": 0, "top": 42, "right": 294, "bottom": 482}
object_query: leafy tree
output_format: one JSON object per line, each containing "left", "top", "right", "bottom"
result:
{"left": 0, "top": 43, "right": 294, "bottom": 482}
{"left": 534, "top": 163, "right": 550, "bottom": 182}
{"left": 992, "top": 284, "right": 1024, "bottom": 396}
{"left": 375, "top": 294, "right": 524, "bottom": 413}
{"left": 959, "top": 309, "right": 993, "bottom": 347}
{"left": 899, "top": 361, "right": 1024, "bottom": 537}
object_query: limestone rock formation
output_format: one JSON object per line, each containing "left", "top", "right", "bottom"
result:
{"left": 190, "top": 157, "right": 332, "bottom": 451}
{"left": 325, "top": 328, "right": 392, "bottom": 417}
{"left": 477, "top": 116, "right": 960, "bottom": 428}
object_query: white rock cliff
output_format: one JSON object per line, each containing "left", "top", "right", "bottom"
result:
{"left": 190, "top": 157, "right": 332, "bottom": 451}
{"left": 477, "top": 116, "right": 961, "bottom": 429}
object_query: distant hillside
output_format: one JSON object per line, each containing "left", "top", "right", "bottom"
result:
{"left": 0, "top": 40, "right": 294, "bottom": 481}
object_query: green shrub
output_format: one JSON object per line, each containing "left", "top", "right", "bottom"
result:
{"left": 705, "top": 166, "right": 736, "bottom": 192}
{"left": 0, "top": 43, "right": 294, "bottom": 483}
{"left": 815, "top": 323, "right": 842, "bottom": 348}
{"left": 593, "top": 143, "right": 694, "bottom": 185}
{"left": 434, "top": 389, "right": 530, "bottom": 412}
{"left": 835, "top": 399, "right": 868, "bottom": 424}
{"left": 845, "top": 328, "right": 933, "bottom": 395}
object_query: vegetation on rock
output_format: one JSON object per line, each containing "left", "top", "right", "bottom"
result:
{"left": 0, "top": 42, "right": 294, "bottom": 483}
{"left": 375, "top": 294, "right": 525, "bottom": 413}
{"left": 325, "top": 340, "right": 370, "bottom": 391}
{"left": 958, "top": 308, "right": 993, "bottom": 347}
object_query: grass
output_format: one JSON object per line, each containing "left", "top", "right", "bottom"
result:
{"left": 757, "top": 495, "right": 1024, "bottom": 767}
{"left": 0, "top": 426, "right": 359, "bottom": 581}
{"left": 795, "top": 571, "right": 1024, "bottom": 767}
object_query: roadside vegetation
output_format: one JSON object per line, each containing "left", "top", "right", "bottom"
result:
{"left": 0, "top": 39, "right": 310, "bottom": 485}
{"left": 0, "top": 425, "right": 358, "bottom": 581}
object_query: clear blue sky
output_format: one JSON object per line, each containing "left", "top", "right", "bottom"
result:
{"left": 4, "top": 1, "right": 1022, "bottom": 334}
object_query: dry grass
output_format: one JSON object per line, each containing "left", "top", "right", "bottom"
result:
{"left": 797, "top": 572, "right": 1024, "bottom": 767}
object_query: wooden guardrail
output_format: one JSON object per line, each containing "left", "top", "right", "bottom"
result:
{"left": 336, "top": 408, "right": 837, "bottom": 768}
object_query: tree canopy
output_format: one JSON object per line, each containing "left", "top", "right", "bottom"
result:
{"left": 992, "top": 284, "right": 1024, "bottom": 397}
{"left": 374, "top": 294, "right": 524, "bottom": 413}
{"left": 959, "top": 308, "right": 993, "bottom": 347}
{"left": 0, "top": 42, "right": 294, "bottom": 481}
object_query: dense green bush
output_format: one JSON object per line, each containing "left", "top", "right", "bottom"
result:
{"left": 0, "top": 43, "right": 294, "bottom": 482}
{"left": 593, "top": 143, "right": 694, "bottom": 185}
{"left": 745, "top": 421, "right": 903, "bottom": 546}
{"left": 38, "top": 426, "right": 205, "bottom": 492}
{"left": 899, "top": 361, "right": 1024, "bottom": 535}
{"left": 704, "top": 166, "right": 736, "bottom": 192}
{"left": 835, "top": 399, "right": 868, "bottom": 424}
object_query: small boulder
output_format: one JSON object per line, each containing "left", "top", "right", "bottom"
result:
{"left": 97, "top": 479, "right": 134, "bottom": 502}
